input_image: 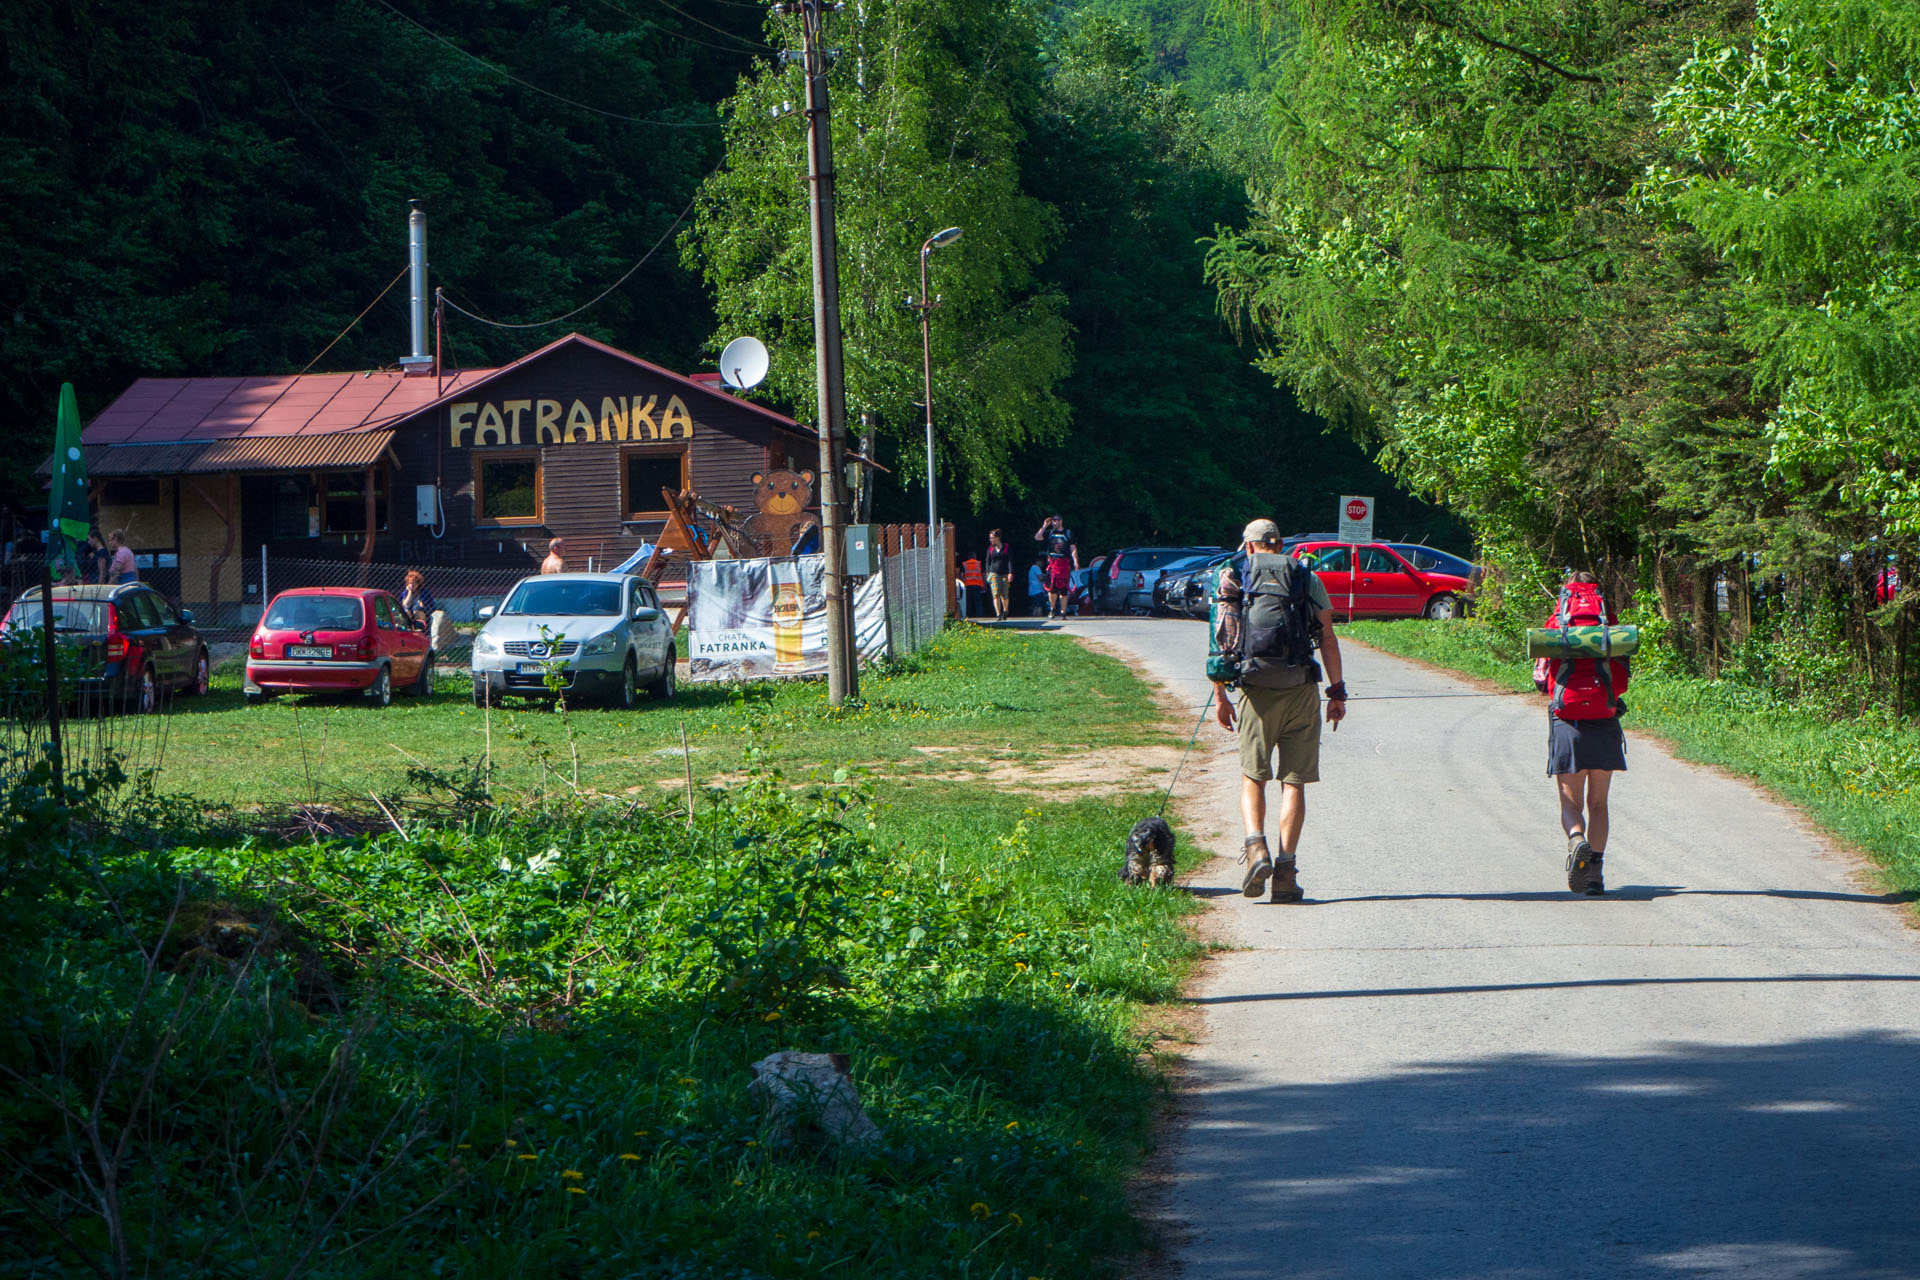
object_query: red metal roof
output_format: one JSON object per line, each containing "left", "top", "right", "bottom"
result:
{"left": 80, "top": 333, "right": 810, "bottom": 449}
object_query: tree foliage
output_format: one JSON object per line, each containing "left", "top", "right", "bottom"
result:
{"left": 688, "top": 0, "right": 1072, "bottom": 505}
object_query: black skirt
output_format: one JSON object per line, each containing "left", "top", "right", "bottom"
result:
{"left": 1546, "top": 712, "right": 1626, "bottom": 775}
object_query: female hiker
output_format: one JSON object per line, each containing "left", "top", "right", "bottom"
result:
{"left": 1535, "top": 572, "right": 1631, "bottom": 896}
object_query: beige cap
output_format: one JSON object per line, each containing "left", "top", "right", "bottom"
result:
{"left": 1241, "top": 518, "right": 1282, "bottom": 547}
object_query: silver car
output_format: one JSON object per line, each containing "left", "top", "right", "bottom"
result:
{"left": 471, "top": 573, "right": 675, "bottom": 708}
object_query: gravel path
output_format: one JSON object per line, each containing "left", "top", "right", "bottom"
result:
{"left": 1050, "top": 616, "right": 1920, "bottom": 1280}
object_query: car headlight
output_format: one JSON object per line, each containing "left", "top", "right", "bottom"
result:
{"left": 474, "top": 633, "right": 501, "bottom": 656}
{"left": 581, "top": 630, "right": 619, "bottom": 657}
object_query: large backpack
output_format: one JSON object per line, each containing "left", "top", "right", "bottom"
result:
{"left": 1045, "top": 528, "right": 1074, "bottom": 560}
{"left": 1540, "top": 581, "right": 1631, "bottom": 721}
{"left": 1216, "top": 553, "right": 1322, "bottom": 689}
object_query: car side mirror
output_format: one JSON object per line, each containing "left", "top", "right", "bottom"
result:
{"left": 179, "top": 609, "right": 195, "bottom": 624}
{"left": 632, "top": 606, "right": 662, "bottom": 623}
{"left": 477, "top": 605, "right": 496, "bottom": 620}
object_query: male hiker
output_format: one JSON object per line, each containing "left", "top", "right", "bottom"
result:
{"left": 1033, "top": 515, "right": 1079, "bottom": 619}
{"left": 1210, "top": 519, "right": 1347, "bottom": 902}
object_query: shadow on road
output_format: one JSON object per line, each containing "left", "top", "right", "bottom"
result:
{"left": 1172, "top": 1030, "right": 1920, "bottom": 1278}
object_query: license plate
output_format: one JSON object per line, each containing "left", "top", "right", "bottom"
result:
{"left": 516, "top": 661, "right": 549, "bottom": 675}
{"left": 287, "top": 644, "right": 333, "bottom": 659}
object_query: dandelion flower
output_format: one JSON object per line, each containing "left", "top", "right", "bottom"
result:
{"left": 1008, "top": 1212, "right": 1024, "bottom": 1227}
{"left": 634, "top": 1130, "right": 651, "bottom": 1137}
{"left": 970, "top": 1202, "right": 991, "bottom": 1220}
{"left": 620, "top": 1153, "right": 641, "bottom": 1161}
{"left": 678, "top": 1077, "right": 697, "bottom": 1086}
{"left": 562, "top": 1170, "right": 584, "bottom": 1180}
{"left": 1004, "top": 1120, "right": 1020, "bottom": 1130}
{"left": 807, "top": 1230, "right": 822, "bottom": 1240}
{"left": 505, "top": 1139, "right": 518, "bottom": 1148}
{"left": 457, "top": 1143, "right": 472, "bottom": 1150}
{"left": 567, "top": 1187, "right": 585, "bottom": 1196}
{"left": 763, "top": 1011, "right": 781, "bottom": 1022}
{"left": 517, "top": 1154, "right": 539, "bottom": 1162}
{"left": 733, "top": 1178, "right": 744, "bottom": 1187}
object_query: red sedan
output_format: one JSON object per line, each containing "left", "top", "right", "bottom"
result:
{"left": 245, "top": 587, "right": 433, "bottom": 706}
{"left": 1290, "top": 540, "right": 1473, "bottom": 621}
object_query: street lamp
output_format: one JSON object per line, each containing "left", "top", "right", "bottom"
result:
{"left": 914, "top": 227, "right": 962, "bottom": 559}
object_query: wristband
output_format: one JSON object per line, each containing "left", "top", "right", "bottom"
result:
{"left": 1325, "top": 681, "right": 1348, "bottom": 701}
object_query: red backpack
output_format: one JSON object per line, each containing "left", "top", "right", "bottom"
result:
{"left": 1538, "top": 581, "right": 1631, "bottom": 721}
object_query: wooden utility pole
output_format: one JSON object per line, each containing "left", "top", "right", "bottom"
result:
{"left": 793, "top": 0, "right": 858, "bottom": 705}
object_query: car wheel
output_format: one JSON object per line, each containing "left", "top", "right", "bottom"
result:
{"left": 410, "top": 651, "right": 435, "bottom": 697}
{"left": 187, "top": 649, "right": 211, "bottom": 697}
{"left": 613, "top": 656, "right": 639, "bottom": 710}
{"left": 135, "top": 664, "right": 158, "bottom": 715}
{"left": 369, "top": 664, "right": 392, "bottom": 708}
{"left": 1425, "top": 593, "right": 1458, "bottom": 621}
{"left": 646, "top": 653, "right": 676, "bottom": 701}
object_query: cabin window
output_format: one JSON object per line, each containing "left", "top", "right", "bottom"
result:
{"left": 475, "top": 453, "right": 543, "bottom": 525}
{"left": 319, "top": 468, "right": 388, "bottom": 535}
{"left": 621, "top": 447, "right": 688, "bottom": 520}
{"left": 101, "top": 479, "right": 160, "bottom": 506}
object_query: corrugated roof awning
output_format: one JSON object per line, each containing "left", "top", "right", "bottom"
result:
{"left": 41, "top": 431, "right": 395, "bottom": 478}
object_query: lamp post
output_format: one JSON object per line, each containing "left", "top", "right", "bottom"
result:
{"left": 914, "top": 227, "right": 962, "bottom": 563}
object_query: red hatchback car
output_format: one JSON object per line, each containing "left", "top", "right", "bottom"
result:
{"left": 1291, "top": 540, "right": 1473, "bottom": 621}
{"left": 245, "top": 587, "right": 433, "bottom": 706}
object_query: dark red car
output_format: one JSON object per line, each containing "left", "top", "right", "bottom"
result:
{"left": 245, "top": 587, "right": 433, "bottom": 707}
{"left": 1, "top": 583, "right": 210, "bottom": 713}
{"left": 1290, "top": 540, "right": 1474, "bottom": 620}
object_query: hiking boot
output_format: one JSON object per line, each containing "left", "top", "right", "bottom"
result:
{"left": 1239, "top": 836, "right": 1273, "bottom": 898}
{"left": 1268, "top": 857, "right": 1304, "bottom": 904}
{"left": 1584, "top": 852, "right": 1605, "bottom": 896}
{"left": 1566, "top": 836, "right": 1601, "bottom": 895}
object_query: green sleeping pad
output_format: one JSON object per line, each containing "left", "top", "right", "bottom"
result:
{"left": 1525, "top": 624, "right": 1640, "bottom": 660}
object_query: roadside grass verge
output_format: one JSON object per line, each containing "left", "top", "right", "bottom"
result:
{"left": 175, "top": 623, "right": 1164, "bottom": 808}
{"left": 1345, "top": 620, "right": 1920, "bottom": 899}
{"left": 2, "top": 626, "right": 1203, "bottom": 1278}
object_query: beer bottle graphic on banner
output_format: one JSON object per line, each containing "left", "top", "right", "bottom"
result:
{"left": 771, "top": 558, "right": 806, "bottom": 673}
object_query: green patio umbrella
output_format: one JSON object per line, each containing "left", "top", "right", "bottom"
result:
{"left": 47, "top": 382, "right": 87, "bottom": 577}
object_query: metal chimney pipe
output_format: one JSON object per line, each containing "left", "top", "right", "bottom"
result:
{"left": 400, "top": 200, "right": 433, "bottom": 375}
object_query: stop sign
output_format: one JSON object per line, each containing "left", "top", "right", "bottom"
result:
{"left": 1346, "top": 498, "right": 1369, "bottom": 522}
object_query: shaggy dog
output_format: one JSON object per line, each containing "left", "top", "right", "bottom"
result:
{"left": 1118, "top": 816, "right": 1176, "bottom": 887}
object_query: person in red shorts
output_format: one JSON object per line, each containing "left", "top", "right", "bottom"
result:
{"left": 1033, "top": 515, "right": 1079, "bottom": 619}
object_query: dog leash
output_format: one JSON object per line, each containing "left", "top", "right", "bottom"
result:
{"left": 1158, "top": 687, "right": 1216, "bottom": 816}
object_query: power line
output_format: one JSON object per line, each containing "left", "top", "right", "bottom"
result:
{"left": 298, "top": 264, "right": 409, "bottom": 375}
{"left": 370, "top": 0, "right": 724, "bottom": 128}
{"left": 588, "top": 0, "right": 777, "bottom": 55}
{"left": 438, "top": 195, "right": 700, "bottom": 330}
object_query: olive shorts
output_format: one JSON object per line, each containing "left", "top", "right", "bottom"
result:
{"left": 1237, "top": 682, "right": 1322, "bottom": 784}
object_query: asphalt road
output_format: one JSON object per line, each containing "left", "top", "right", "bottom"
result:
{"left": 1052, "top": 616, "right": 1920, "bottom": 1280}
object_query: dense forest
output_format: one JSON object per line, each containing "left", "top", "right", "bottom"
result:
{"left": 1, "top": 0, "right": 1448, "bottom": 560}
{"left": 1208, "top": 0, "right": 1919, "bottom": 710}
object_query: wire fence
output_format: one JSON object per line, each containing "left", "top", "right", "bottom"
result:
{"left": 882, "top": 538, "right": 946, "bottom": 660}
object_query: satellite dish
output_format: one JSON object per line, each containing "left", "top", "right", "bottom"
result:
{"left": 719, "top": 336, "right": 770, "bottom": 391}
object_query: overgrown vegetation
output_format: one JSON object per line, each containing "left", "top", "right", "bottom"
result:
{"left": 1, "top": 627, "right": 1202, "bottom": 1278}
{"left": 1212, "top": 0, "right": 1920, "bottom": 713}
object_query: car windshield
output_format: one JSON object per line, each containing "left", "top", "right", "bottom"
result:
{"left": 503, "top": 580, "right": 622, "bottom": 617}
{"left": 267, "top": 595, "right": 366, "bottom": 631}
{"left": 4, "top": 599, "right": 107, "bottom": 632}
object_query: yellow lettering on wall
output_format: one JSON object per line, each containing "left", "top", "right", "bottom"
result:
{"left": 630, "top": 395, "right": 660, "bottom": 441}
{"left": 534, "top": 399, "right": 563, "bottom": 444}
{"left": 563, "top": 399, "right": 596, "bottom": 443}
{"left": 474, "top": 403, "right": 508, "bottom": 446}
{"left": 502, "top": 399, "right": 532, "bottom": 445}
{"left": 599, "top": 396, "right": 628, "bottom": 441}
{"left": 661, "top": 395, "right": 694, "bottom": 439}
{"left": 449, "top": 402, "right": 477, "bottom": 448}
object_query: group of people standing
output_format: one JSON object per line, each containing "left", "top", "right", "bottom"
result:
{"left": 978, "top": 516, "right": 1080, "bottom": 621}
{"left": 1208, "top": 520, "right": 1626, "bottom": 901}
{"left": 59, "top": 527, "right": 139, "bottom": 586}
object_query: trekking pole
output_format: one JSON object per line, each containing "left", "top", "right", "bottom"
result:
{"left": 1158, "top": 685, "right": 1216, "bottom": 817}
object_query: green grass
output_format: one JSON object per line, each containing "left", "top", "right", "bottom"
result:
{"left": 1347, "top": 619, "right": 1920, "bottom": 900}
{"left": 177, "top": 623, "right": 1164, "bottom": 808}
{"left": 3, "top": 625, "right": 1205, "bottom": 1279}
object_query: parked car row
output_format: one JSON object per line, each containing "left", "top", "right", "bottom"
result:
{"left": 1081, "top": 536, "right": 1480, "bottom": 622}
{"left": 0, "top": 571, "right": 680, "bottom": 715}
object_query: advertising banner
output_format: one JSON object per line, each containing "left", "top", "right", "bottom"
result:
{"left": 687, "top": 555, "right": 889, "bottom": 682}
